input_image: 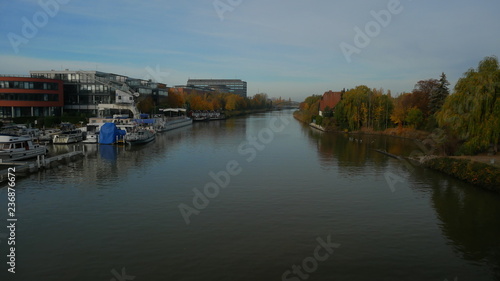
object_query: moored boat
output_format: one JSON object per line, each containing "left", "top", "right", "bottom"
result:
{"left": 189, "top": 110, "right": 225, "bottom": 121}
{"left": 154, "top": 117, "right": 193, "bottom": 132}
{"left": 0, "top": 134, "right": 48, "bottom": 161}
{"left": 38, "top": 129, "right": 62, "bottom": 143}
{"left": 124, "top": 128, "right": 155, "bottom": 145}
{"left": 82, "top": 124, "right": 99, "bottom": 143}
{"left": 53, "top": 129, "right": 84, "bottom": 144}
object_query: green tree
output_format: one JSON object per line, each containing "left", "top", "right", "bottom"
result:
{"left": 437, "top": 56, "right": 500, "bottom": 154}
{"left": 336, "top": 85, "right": 371, "bottom": 131}
{"left": 405, "top": 107, "right": 424, "bottom": 129}
{"left": 371, "top": 92, "right": 394, "bottom": 130}
{"left": 429, "top": 72, "right": 450, "bottom": 115}
{"left": 322, "top": 106, "right": 333, "bottom": 117}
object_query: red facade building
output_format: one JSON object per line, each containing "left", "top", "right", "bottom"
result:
{"left": 319, "top": 90, "right": 343, "bottom": 116}
{"left": 0, "top": 76, "right": 64, "bottom": 118}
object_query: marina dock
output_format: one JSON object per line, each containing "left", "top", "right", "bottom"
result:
{"left": 0, "top": 150, "right": 85, "bottom": 183}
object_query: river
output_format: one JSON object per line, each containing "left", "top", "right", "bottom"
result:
{"left": 1, "top": 110, "right": 499, "bottom": 281}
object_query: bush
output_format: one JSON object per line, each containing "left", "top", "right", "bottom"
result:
{"left": 455, "top": 136, "right": 490, "bottom": 155}
{"left": 424, "top": 157, "right": 500, "bottom": 192}
{"left": 315, "top": 115, "right": 323, "bottom": 126}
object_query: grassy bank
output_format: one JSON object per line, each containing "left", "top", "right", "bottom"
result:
{"left": 294, "top": 110, "right": 430, "bottom": 140}
{"left": 423, "top": 157, "right": 500, "bottom": 192}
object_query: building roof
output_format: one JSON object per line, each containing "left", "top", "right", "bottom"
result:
{"left": 319, "top": 91, "right": 342, "bottom": 112}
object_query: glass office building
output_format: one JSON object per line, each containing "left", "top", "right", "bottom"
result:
{"left": 30, "top": 70, "right": 167, "bottom": 115}
{"left": 186, "top": 79, "right": 247, "bottom": 97}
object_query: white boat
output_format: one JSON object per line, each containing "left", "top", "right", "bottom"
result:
{"left": 82, "top": 124, "right": 99, "bottom": 143}
{"left": 53, "top": 129, "right": 84, "bottom": 144}
{"left": 85, "top": 117, "right": 137, "bottom": 144}
{"left": 38, "top": 129, "right": 62, "bottom": 143}
{"left": 1, "top": 125, "right": 41, "bottom": 140}
{"left": 154, "top": 117, "right": 193, "bottom": 132}
{"left": 0, "top": 134, "right": 48, "bottom": 162}
{"left": 124, "top": 128, "right": 155, "bottom": 145}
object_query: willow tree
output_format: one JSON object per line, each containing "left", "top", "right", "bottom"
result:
{"left": 335, "top": 85, "right": 371, "bottom": 131}
{"left": 437, "top": 56, "right": 500, "bottom": 154}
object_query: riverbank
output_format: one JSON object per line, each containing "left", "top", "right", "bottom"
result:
{"left": 293, "top": 110, "right": 430, "bottom": 140}
{"left": 422, "top": 156, "right": 500, "bottom": 193}
{"left": 295, "top": 110, "right": 500, "bottom": 193}
{"left": 348, "top": 127, "right": 430, "bottom": 141}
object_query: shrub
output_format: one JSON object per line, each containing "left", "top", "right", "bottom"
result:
{"left": 424, "top": 157, "right": 500, "bottom": 192}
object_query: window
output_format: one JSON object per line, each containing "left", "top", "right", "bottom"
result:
{"left": 0, "top": 93, "right": 59, "bottom": 102}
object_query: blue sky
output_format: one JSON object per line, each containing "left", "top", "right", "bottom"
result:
{"left": 1, "top": 0, "right": 499, "bottom": 101}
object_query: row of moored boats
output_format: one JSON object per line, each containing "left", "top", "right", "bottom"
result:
{"left": 0, "top": 114, "right": 193, "bottom": 162}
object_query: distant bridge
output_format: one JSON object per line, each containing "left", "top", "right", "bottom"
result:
{"left": 273, "top": 101, "right": 300, "bottom": 110}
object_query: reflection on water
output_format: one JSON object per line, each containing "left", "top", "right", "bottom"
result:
{"left": 1, "top": 111, "right": 499, "bottom": 281}
{"left": 306, "top": 121, "right": 500, "bottom": 280}
{"left": 431, "top": 180, "right": 500, "bottom": 279}
{"left": 99, "top": 145, "right": 117, "bottom": 162}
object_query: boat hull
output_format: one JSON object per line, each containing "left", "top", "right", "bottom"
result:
{"left": 124, "top": 129, "right": 155, "bottom": 145}
{"left": 0, "top": 147, "right": 47, "bottom": 161}
{"left": 156, "top": 118, "right": 193, "bottom": 132}
{"left": 82, "top": 133, "right": 98, "bottom": 143}
{"left": 53, "top": 130, "right": 84, "bottom": 144}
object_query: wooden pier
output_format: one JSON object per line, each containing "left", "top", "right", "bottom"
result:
{"left": 0, "top": 150, "right": 85, "bottom": 183}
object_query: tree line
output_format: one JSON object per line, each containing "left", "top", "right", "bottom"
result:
{"left": 138, "top": 90, "right": 271, "bottom": 113}
{"left": 297, "top": 56, "right": 500, "bottom": 155}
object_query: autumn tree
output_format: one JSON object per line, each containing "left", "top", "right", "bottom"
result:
{"left": 167, "top": 89, "right": 184, "bottom": 108}
{"left": 390, "top": 93, "right": 413, "bottom": 129}
{"left": 137, "top": 95, "right": 155, "bottom": 114}
{"left": 297, "top": 95, "right": 321, "bottom": 123}
{"left": 334, "top": 85, "right": 371, "bottom": 131}
{"left": 412, "top": 79, "right": 439, "bottom": 117}
{"left": 251, "top": 93, "right": 270, "bottom": 109}
{"left": 371, "top": 89, "right": 394, "bottom": 130}
{"left": 437, "top": 56, "right": 500, "bottom": 154}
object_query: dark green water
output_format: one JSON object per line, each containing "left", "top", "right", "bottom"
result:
{"left": 1, "top": 110, "right": 499, "bottom": 280}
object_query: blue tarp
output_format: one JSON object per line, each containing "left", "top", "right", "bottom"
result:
{"left": 98, "top": 123, "right": 126, "bottom": 144}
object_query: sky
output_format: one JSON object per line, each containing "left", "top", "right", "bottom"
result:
{"left": 0, "top": 0, "right": 499, "bottom": 101}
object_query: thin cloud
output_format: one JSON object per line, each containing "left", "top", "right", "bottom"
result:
{"left": 0, "top": 0, "right": 498, "bottom": 100}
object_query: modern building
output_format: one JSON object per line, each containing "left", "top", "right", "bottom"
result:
{"left": 0, "top": 75, "right": 64, "bottom": 118}
{"left": 319, "top": 90, "right": 343, "bottom": 116}
{"left": 186, "top": 79, "right": 247, "bottom": 97}
{"left": 30, "top": 70, "right": 168, "bottom": 115}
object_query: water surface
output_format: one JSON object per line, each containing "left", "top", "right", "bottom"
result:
{"left": 1, "top": 110, "right": 499, "bottom": 280}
